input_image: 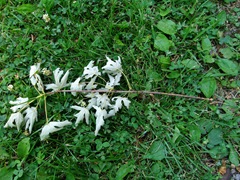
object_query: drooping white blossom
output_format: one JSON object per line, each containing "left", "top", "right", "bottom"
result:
{"left": 10, "top": 97, "right": 29, "bottom": 112}
{"left": 4, "top": 112, "right": 24, "bottom": 131}
{"left": 29, "top": 63, "right": 44, "bottom": 92}
{"left": 71, "top": 106, "right": 90, "bottom": 125}
{"left": 112, "top": 97, "right": 131, "bottom": 112}
{"left": 105, "top": 109, "right": 116, "bottom": 119}
{"left": 40, "top": 120, "right": 72, "bottom": 141}
{"left": 102, "top": 56, "right": 122, "bottom": 75}
{"left": 70, "top": 77, "right": 86, "bottom": 96}
{"left": 85, "top": 76, "right": 97, "bottom": 90}
{"left": 30, "top": 63, "right": 41, "bottom": 82}
{"left": 24, "top": 107, "right": 38, "bottom": 134}
{"left": 93, "top": 106, "right": 107, "bottom": 136}
{"left": 45, "top": 68, "right": 70, "bottom": 91}
{"left": 86, "top": 97, "right": 97, "bottom": 110}
{"left": 35, "top": 74, "right": 44, "bottom": 92}
{"left": 83, "top": 61, "right": 101, "bottom": 79}
{"left": 96, "top": 93, "right": 111, "bottom": 109}
{"left": 105, "top": 73, "right": 122, "bottom": 90}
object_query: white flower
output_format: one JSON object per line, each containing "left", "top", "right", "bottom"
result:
{"left": 105, "top": 73, "right": 122, "bottom": 90}
{"left": 112, "top": 97, "right": 131, "bottom": 112}
{"left": 30, "top": 63, "right": 41, "bottom": 79}
{"left": 7, "top": 84, "right": 14, "bottom": 91}
{"left": 24, "top": 107, "right": 38, "bottom": 134}
{"left": 45, "top": 68, "right": 70, "bottom": 91}
{"left": 71, "top": 106, "right": 90, "bottom": 125}
{"left": 85, "top": 76, "right": 97, "bottom": 90}
{"left": 29, "top": 63, "right": 44, "bottom": 91}
{"left": 10, "top": 97, "right": 29, "bottom": 112}
{"left": 96, "top": 93, "right": 111, "bottom": 109}
{"left": 83, "top": 61, "right": 101, "bottom": 79}
{"left": 40, "top": 120, "right": 72, "bottom": 141}
{"left": 35, "top": 74, "right": 44, "bottom": 92}
{"left": 43, "top": 14, "right": 50, "bottom": 23}
{"left": 102, "top": 56, "right": 122, "bottom": 75}
{"left": 93, "top": 106, "right": 107, "bottom": 136}
{"left": 70, "top": 77, "right": 86, "bottom": 96}
{"left": 4, "top": 112, "right": 24, "bottom": 131}
{"left": 105, "top": 109, "right": 116, "bottom": 119}
{"left": 86, "top": 97, "right": 97, "bottom": 110}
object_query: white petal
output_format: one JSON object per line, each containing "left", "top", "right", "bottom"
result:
{"left": 96, "top": 93, "right": 111, "bottom": 109}
{"left": 71, "top": 106, "right": 90, "bottom": 125}
{"left": 85, "top": 76, "right": 97, "bottom": 90}
{"left": 60, "top": 70, "right": 70, "bottom": 87}
{"left": 24, "top": 107, "right": 38, "bottom": 134}
{"left": 4, "top": 112, "right": 24, "bottom": 131}
{"left": 70, "top": 77, "right": 85, "bottom": 96}
{"left": 30, "top": 63, "right": 41, "bottom": 77}
{"left": 10, "top": 97, "right": 29, "bottom": 112}
{"left": 112, "top": 97, "right": 131, "bottom": 112}
{"left": 83, "top": 61, "right": 101, "bottom": 79}
{"left": 93, "top": 106, "right": 107, "bottom": 136}
{"left": 102, "top": 56, "right": 122, "bottom": 75}
{"left": 45, "top": 68, "right": 70, "bottom": 92}
{"left": 35, "top": 74, "right": 44, "bottom": 92}
{"left": 40, "top": 120, "right": 72, "bottom": 141}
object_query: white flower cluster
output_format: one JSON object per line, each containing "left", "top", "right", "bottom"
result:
{"left": 4, "top": 56, "right": 130, "bottom": 141}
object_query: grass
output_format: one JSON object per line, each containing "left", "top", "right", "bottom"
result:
{"left": 0, "top": 0, "right": 239, "bottom": 179}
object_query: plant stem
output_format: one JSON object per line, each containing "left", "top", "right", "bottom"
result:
{"left": 49, "top": 89, "right": 213, "bottom": 101}
{"left": 44, "top": 94, "right": 48, "bottom": 124}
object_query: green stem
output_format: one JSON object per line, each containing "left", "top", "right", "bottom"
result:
{"left": 121, "top": 71, "right": 132, "bottom": 90}
{"left": 44, "top": 94, "right": 48, "bottom": 124}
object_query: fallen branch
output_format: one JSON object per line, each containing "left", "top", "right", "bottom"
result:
{"left": 51, "top": 89, "right": 213, "bottom": 101}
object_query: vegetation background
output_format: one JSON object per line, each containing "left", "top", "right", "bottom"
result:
{"left": 0, "top": 0, "right": 239, "bottom": 179}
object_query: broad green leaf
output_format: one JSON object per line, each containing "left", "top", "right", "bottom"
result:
{"left": 219, "top": 48, "right": 234, "bottom": 59}
{"left": 143, "top": 141, "right": 166, "bottom": 160}
{"left": 17, "top": 138, "right": 30, "bottom": 159}
{"left": 0, "top": 167, "right": 14, "bottom": 180}
{"left": 199, "top": 77, "right": 217, "bottom": 98}
{"left": 201, "top": 37, "right": 212, "bottom": 51}
{"left": 16, "top": 4, "right": 37, "bottom": 14}
{"left": 182, "top": 59, "right": 200, "bottom": 69}
{"left": 146, "top": 69, "right": 162, "bottom": 81}
{"left": 167, "top": 71, "right": 180, "bottom": 79}
{"left": 216, "top": 59, "right": 238, "bottom": 76}
{"left": 116, "top": 163, "right": 135, "bottom": 180}
{"left": 208, "top": 144, "right": 228, "bottom": 159}
{"left": 154, "top": 34, "right": 173, "bottom": 52}
{"left": 150, "top": 162, "right": 165, "bottom": 178}
{"left": 207, "top": 128, "right": 223, "bottom": 148}
{"left": 216, "top": 11, "right": 227, "bottom": 25}
{"left": 158, "top": 55, "right": 170, "bottom": 69}
{"left": 203, "top": 55, "right": 215, "bottom": 63}
{"left": 159, "top": 8, "right": 171, "bottom": 17}
{"left": 197, "top": 120, "right": 214, "bottom": 135}
{"left": 229, "top": 144, "right": 239, "bottom": 166}
{"left": 157, "top": 19, "right": 177, "bottom": 35}
{"left": 189, "top": 125, "right": 201, "bottom": 142}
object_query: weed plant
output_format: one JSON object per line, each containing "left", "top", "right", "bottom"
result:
{"left": 0, "top": 0, "right": 239, "bottom": 179}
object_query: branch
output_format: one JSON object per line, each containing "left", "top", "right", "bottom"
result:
{"left": 47, "top": 89, "right": 213, "bottom": 101}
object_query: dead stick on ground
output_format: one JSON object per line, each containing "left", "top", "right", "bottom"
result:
{"left": 48, "top": 89, "right": 214, "bottom": 101}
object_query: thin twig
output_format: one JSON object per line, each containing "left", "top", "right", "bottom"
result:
{"left": 47, "top": 89, "right": 213, "bottom": 101}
